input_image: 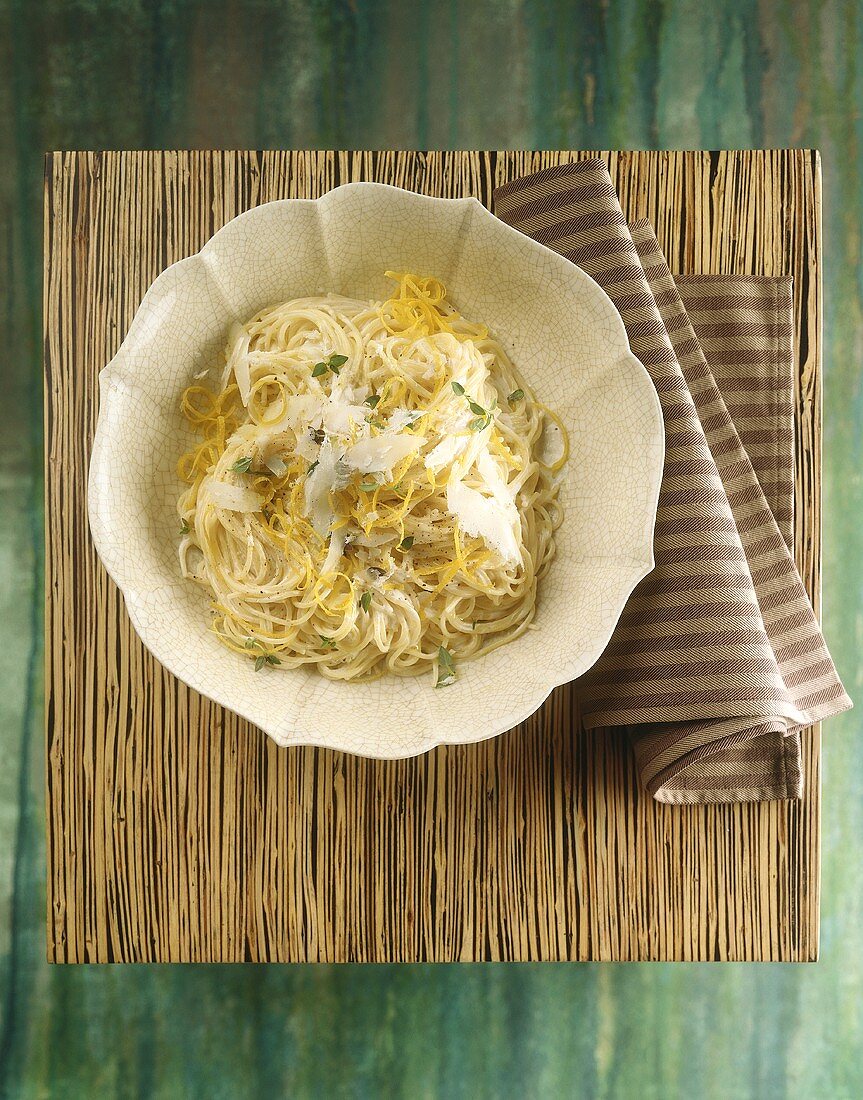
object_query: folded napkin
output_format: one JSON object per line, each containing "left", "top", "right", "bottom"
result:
{"left": 678, "top": 274, "right": 795, "bottom": 548}
{"left": 494, "top": 159, "right": 851, "bottom": 804}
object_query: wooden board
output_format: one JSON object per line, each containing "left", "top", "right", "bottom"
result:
{"left": 44, "top": 150, "right": 821, "bottom": 962}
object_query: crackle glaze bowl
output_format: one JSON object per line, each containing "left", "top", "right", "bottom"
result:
{"left": 88, "top": 182, "right": 664, "bottom": 758}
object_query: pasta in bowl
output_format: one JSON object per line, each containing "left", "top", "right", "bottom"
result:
{"left": 179, "top": 274, "right": 565, "bottom": 687}
{"left": 89, "top": 183, "right": 663, "bottom": 756}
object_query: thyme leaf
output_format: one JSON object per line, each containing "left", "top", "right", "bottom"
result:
{"left": 435, "top": 646, "right": 456, "bottom": 688}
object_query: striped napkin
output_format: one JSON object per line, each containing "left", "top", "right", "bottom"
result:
{"left": 494, "top": 160, "right": 851, "bottom": 804}
{"left": 678, "top": 274, "right": 796, "bottom": 548}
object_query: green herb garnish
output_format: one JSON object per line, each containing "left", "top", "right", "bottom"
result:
{"left": 399, "top": 535, "right": 415, "bottom": 550}
{"left": 244, "top": 636, "right": 281, "bottom": 669}
{"left": 254, "top": 653, "right": 281, "bottom": 672}
{"left": 307, "top": 460, "right": 319, "bottom": 476}
{"left": 453, "top": 386, "right": 492, "bottom": 431}
{"left": 230, "top": 456, "right": 253, "bottom": 473}
{"left": 436, "top": 646, "right": 456, "bottom": 688}
{"left": 508, "top": 389, "right": 524, "bottom": 407}
{"left": 313, "top": 353, "right": 348, "bottom": 378}
{"left": 179, "top": 520, "right": 190, "bottom": 534}
{"left": 360, "top": 591, "right": 372, "bottom": 613}
{"left": 364, "top": 393, "right": 380, "bottom": 408}
{"left": 359, "top": 481, "right": 379, "bottom": 493}
{"left": 319, "top": 635, "right": 337, "bottom": 650}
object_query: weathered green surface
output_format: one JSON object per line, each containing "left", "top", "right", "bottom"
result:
{"left": 1, "top": 0, "right": 860, "bottom": 1096}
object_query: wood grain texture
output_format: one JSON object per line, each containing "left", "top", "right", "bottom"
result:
{"left": 44, "top": 149, "right": 821, "bottom": 962}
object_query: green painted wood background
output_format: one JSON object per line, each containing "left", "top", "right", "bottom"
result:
{"left": 1, "top": 0, "right": 861, "bottom": 1096}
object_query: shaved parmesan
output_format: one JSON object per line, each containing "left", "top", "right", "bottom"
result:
{"left": 345, "top": 433, "right": 426, "bottom": 476}
{"left": 264, "top": 453, "right": 288, "bottom": 477}
{"left": 320, "top": 528, "right": 346, "bottom": 575}
{"left": 267, "top": 386, "right": 377, "bottom": 449}
{"left": 388, "top": 408, "right": 422, "bottom": 433}
{"left": 446, "top": 478, "right": 521, "bottom": 565}
{"left": 477, "top": 450, "right": 516, "bottom": 503}
{"left": 225, "top": 322, "right": 252, "bottom": 406}
{"left": 323, "top": 399, "right": 369, "bottom": 437}
{"left": 425, "top": 408, "right": 472, "bottom": 471}
{"left": 206, "top": 479, "right": 264, "bottom": 513}
{"left": 276, "top": 390, "right": 368, "bottom": 440}
{"left": 339, "top": 383, "right": 370, "bottom": 404}
{"left": 302, "top": 440, "right": 350, "bottom": 536}
{"left": 294, "top": 431, "right": 320, "bottom": 461}
{"left": 283, "top": 395, "right": 321, "bottom": 430}
{"left": 426, "top": 433, "right": 469, "bottom": 471}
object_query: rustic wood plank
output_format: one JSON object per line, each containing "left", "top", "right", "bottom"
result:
{"left": 44, "top": 150, "right": 820, "bottom": 962}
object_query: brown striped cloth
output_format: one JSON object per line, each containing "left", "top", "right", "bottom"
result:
{"left": 494, "top": 160, "right": 851, "bottom": 804}
{"left": 678, "top": 274, "right": 796, "bottom": 548}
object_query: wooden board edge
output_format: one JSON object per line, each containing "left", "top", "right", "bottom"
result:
{"left": 810, "top": 147, "right": 823, "bottom": 963}
{"left": 43, "top": 151, "right": 57, "bottom": 963}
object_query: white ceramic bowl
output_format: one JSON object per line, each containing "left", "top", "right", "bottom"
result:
{"left": 88, "top": 182, "right": 663, "bottom": 758}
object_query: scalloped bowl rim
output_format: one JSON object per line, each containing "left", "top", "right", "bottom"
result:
{"left": 88, "top": 182, "right": 664, "bottom": 759}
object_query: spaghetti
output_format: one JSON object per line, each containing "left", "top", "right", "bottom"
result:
{"left": 177, "top": 272, "right": 565, "bottom": 684}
